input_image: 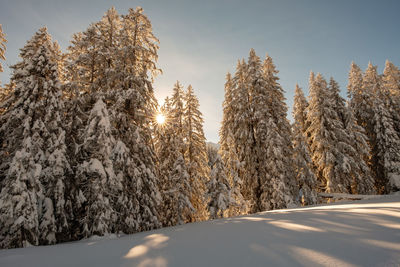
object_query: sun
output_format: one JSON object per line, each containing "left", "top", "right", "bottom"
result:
{"left": 156, "top": 113, "right": 166, "bottom": 125}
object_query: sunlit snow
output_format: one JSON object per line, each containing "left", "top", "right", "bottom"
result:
{"left": 0, "top": 194, "right": 399, "bottom": 267}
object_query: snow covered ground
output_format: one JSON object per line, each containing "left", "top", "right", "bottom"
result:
{"left": 1, "top": 194, "right": 399, "bottom": 267}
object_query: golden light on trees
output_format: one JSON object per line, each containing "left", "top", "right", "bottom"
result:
{"left": 156, "top": 113, "right": 166, "bottom": 125}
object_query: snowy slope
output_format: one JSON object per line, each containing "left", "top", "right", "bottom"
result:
{"left": 1, "top": 195, "right": 399, "bottom": 267}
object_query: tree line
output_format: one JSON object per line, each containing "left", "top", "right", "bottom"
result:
{"left": 0, "top": 7, "right": 399, "bottom": 249}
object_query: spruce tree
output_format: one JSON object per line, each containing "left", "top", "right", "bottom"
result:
{"left": 257, "top": 53, "right": 298, "bottom": 210}
{"left": 76, "top": 98, "right": 120, "bottom": 237}
{"left": 306, "top": 73, "right": 352, "bottom": 193}
{"left": 293, "top": 84, "right": 318, "bottom": 205}
{"left": 207, "top": 153, "right": 232, "bottom": 219}
{"left": 154, "top": 96, "right": 193, "bottom": 226}
{"left": 0, "top": 28, "right": 69, "bottom": 247}
{"left": 231, "top": 59, "right": 259, "bottom": 211}
{"left": 382, "top": 60, "right": 400, "bottom": 137}
{"left": 219, "top": 73, "right": 248, "bottom": 216}
{"left": 184, "top": 85, "right": 209, "bottom": 221}
{"left": 329, "top": 77, "right": 375, "bottom": 194}
{"left": 364, "top": 63, "right": 400, "bottom": 192}
{"left": 0, "top": 24, "right": 6, "bottom": 74}
{"left": 221, "top": 50, "right": 297, "bottom": 213}
{"left": 67, "top": 7, "right": 162, "bottom": 233}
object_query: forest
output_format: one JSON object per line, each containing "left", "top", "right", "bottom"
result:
{"left": 0, "top": 7, "right": 399, "bottom": 249}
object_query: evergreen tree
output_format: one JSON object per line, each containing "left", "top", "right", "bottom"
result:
{"left": 0, "top": 28, "right": 69, "bottom": 247}
{"left": 0, "top": 150, "right": 42, "bottom": 248}
{"left": 329, "top": 78, "right": 375, "bottom": 194}
{"left": 0, "top": 24, "right": 6, "bottom": 74}
{"left": 231, "top": 59, "right": 259, "bottom": 211}
{"left": 183, "top": 85, "right": 209, "bottom": 221}
{"left": 76, "top": 98, "right": 120, "bottom": 237}
{"left": 257, "top": 53, "right": 298, "bottom": 210}
{"left": 154, "top": 97, "right": 193, "bottom": 226}
{"left": 67, "top": 7, "right": 162, "bottom": 233}
{"left": 207, "top": 154, "right": 232, "bottom": 219}
{"left": 382, "top": 60, "right": 400, "bottom": 137}
{"left": 292, "top": 84, "right": 317, "bottom": 205}
{"left": 219, "top": 73, "right": 248, "bottom": 216}
{"left": 306, "top": 73, "right": 352, "bottom": 193}
{"left": 364, "top": 63, "right": 400, "bottom": 192}
{"left": 221, "top": 50, "right": 297, "bottom": 213}
{"left": 348, "top": 62, "right": 375, "bottom": 137}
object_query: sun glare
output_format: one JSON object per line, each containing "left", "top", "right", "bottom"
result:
{"left": 156, "top": 113, "right": 166, "bottom": 125}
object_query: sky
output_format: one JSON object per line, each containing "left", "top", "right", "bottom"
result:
{"left": 1, "top": 0, "right": 400, "bottom": 142}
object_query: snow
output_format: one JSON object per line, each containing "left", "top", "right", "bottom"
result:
{"left": 1, "top": 195, "right": 399, "bottom": 267}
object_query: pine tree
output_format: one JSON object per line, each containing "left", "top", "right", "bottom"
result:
{"left": 0, "top": 24, "right": 9, "bottom": 117}
{"left": 184, "top": 85, "right": 209, "bottom": 221}
{"left": 66, "top": 7, "right": 162, "bottom": 233}
{"left": 0, "top": 28, "right": 69, "bottom": 247}
{"left": 306, "top": 73, "right": 352, "bottom": 193}
{"left": 348, "top": 62, "right": 375, "bottom": 137}
{"left": 292, "top": 84, "right": 317, "bottom": 205}
{"left": 154, "top": 97, "right": 193, "bottom": 226}
{"left": 219, "top": 73, "right": 248, "bottom": 216}
{"left": 0, "top": 24, "right": 6, "bottom": 74}
{"left": 364, "top": 63, "right": 400, "bottom": 192}
{"left": 382, "top": 60, "right": 400, "bottom": 137}
{"left": 257, "top": 53, "right": 298, "bottom": 210}
{"left": 76, "top": 98, "right": 120, "bottom": 237}
{"left": 0, "top": 150, "right": 42, "bottom": 248}
{"left": 328, "top": 77, "right": 375, "bottom": 194}
{"left": 207, "top": 153, "right": 232, "bottom": 219}
{"left": 230, "top": 58, "right": 259, "bottom": 211}
{"left": 221, "top": 50, "right": 297, "bottom": 213}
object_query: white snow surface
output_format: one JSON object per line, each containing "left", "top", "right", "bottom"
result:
{"left": 1, "top": 195, "right": 399, "bottom": 267}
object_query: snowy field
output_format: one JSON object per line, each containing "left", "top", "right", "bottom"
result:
{"left": 1, "top": 195, "right": 399, "bottom": 267}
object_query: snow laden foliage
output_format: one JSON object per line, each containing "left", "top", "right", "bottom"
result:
{"left": 292, "top": 85, "right": 318, "bottom": 205}
{"left": 154, "top": 95, "right": 194, "bottom": 226}
{"left": 362, "top": 63, "right": 400, "bottom": 192}
{"left": 220, "top": 49, "right": 298, "bottom": 213}
{"left": 207, "top": 151, "right": 234, "bottom": 219}
{"left": 219, "top": 73, "right": 248, "bottom": 216}
{"left": 382, "top": 60, "right": 400, "bottom": 139}
{"left": 0, "top": 25, "right": 9, "bottom": 115}
{"left": 0, "top": 24, "right": 6, "bottom": 74}
{"left": 184, "top": 85, "right": 210, "bottom": 222}
{"left": 0, "top": 28, "right": 70, "bottom": 248}
{"left": 66, "top": 7, "right": 162, "bottom": 236}
{"left": 329, "top": 78, "right": 375, "bottom": 194}
{"left": 306, "top": 73, "right": 352, "bottom": 193}
{"left": 75, "top": 98, "right": 120, "bottom": 237}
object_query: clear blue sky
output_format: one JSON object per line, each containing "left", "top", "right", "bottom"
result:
{"left": 1, "top": 0, "right": 400, "bottom": 142}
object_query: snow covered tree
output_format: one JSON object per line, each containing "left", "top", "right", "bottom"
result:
{"left": 230, "top": 58, "right": 260, "bottom": 211}
{"left": 184, "top": 85, "right": 209, "bottom": 221}
{"left": 0, "top": 28, "right": 70, "bottom": 247}
{"left": 66, "top": 7, "right": 162, "bottom": 234}
{"left": 382, "top": 60, "right": 400, "bottom": 137}
{"left": 348, "top": 62, "right": 375, "bottom": 137}
{"left": 306, "top": 73, "right": 353, "bottom": 193}
{"left": 219, "top": 72, "right": 248, "bottom": 216}
{"left": 220, "top": 50, "right": 297, "bottom": 213}
{"left": 328, "top": 77, "right": 375, "bottom": 194}
{"left": 362, "top": 63, "right": 400, "bottom": 192}
{"left": 0, "top": 24, "right": 6, "bottom": 74}
{"left": 154, "top": 96, "right": 193, "bottom": 226}
{"left": 75, "top": 98, "right": 120, "bottom": 237}
{"left": 256, "top": 53, "right": 298, "bottom": 210}
{"left": 0, "top": 25, "right": 9, "bottom": 115}
{"left": 292, "top": 84, "right": 317, "bottom": 205}
{"left": 207, "top": 153, "right": 233, "bottom": 219}
{"left": 0, "top": 150, "right": 42, "bottom": 248}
